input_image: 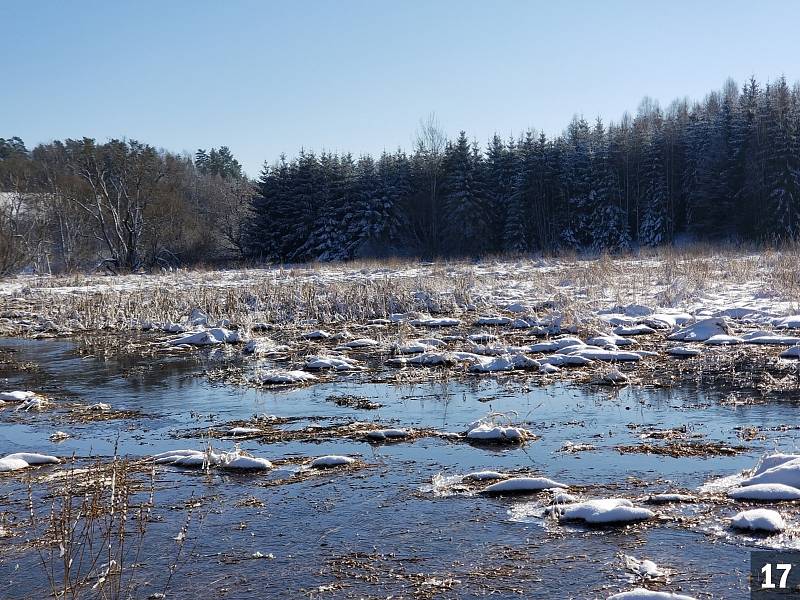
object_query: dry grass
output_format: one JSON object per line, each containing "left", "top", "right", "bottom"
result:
{"left": 17, "top": 457, "right": 195, "bottom": 600}
{"left": 1, "top": 244, "right": 799, "bottom": 336}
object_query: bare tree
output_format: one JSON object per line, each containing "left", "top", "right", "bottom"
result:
{"left": 0, "top": 144, "right": 45, "bottom": 275}
{"left": 413, "top": 113, "right": 448, "bottom": 255}
{"left": 216, "top": 176, "right": 255, "bottom": 259}
{"left": 70, "top": 139, "right": 166, "bottom": 273}
{"left": 33, "top": 143, "right": 94, "bottom": 272}
{"left": 0, "top": 191, "right": 44, "bottom": 275}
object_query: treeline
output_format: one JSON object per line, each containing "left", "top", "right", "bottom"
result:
{"left": 2, "top": 76, "right": 799, "bottom": 274}
{"left": 249, "top": 77, "right": 800, "bottom": 261}
{"left": 0, "top": 137, "right": 251, "bottom": 274}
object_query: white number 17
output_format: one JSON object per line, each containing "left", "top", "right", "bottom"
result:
{"left": 762, "top": 563, "right": 792, "bottom": 589}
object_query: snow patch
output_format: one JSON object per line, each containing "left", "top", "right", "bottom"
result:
{"left": 668, "top": 318, "right": 730, "bottom": 342}
{"left": 481, "top": 477, "right": 568, "bottom": 494}
{"left": 731, "top": 508, "right": 785, "bottom": 533}
{"left": 257, "top": 370, "right": 317, "bottom": 384}
{"left": 558, "top": 498, "right": 654, "bottom": 524}
{"left": 728, "top": 484, "right": 800, "bottom": 501}
{"left": 0, "top": 452, "right": 60, "bottom": 472}
{"left": 607, "top": 589, "right": 697, "bottom": 600}
{"left": 310, "top": 455, "right": 356, "bottom": 468}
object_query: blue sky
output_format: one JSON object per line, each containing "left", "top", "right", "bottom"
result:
{"left": 2, "top": 0, "right": 798, "bottom": 176}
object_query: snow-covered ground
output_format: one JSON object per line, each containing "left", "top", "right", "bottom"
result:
{"left": 2, "top": 251, "right": 798, "bottom": 332}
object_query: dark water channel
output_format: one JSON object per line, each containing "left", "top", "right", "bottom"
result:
{"left": 2, "top": 337, "right": 799, "bottom": 599}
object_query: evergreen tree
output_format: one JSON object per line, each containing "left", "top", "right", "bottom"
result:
{"left": 441, "top": 132, "right": 489, "bottom": 256}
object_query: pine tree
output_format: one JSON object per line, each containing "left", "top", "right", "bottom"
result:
{"left": 639, "top": 126, "right": 670, "bottom": 246}
{"left": 763, "top": 77, "right": 800, "bottom": 239}
{"left": 560, "top": 117, "right": 592, "bottom": 249}
{"left": 505, "top": 132, "right": 533, "bottom": 253}
{"left": 588, "top": 120, "right": 630, "bottom": 250}
{"left": 484, "top": 135, "right": 515, "bottom": 253}
{"left": 440, "top": 132, "right": 489, "bottom": 256}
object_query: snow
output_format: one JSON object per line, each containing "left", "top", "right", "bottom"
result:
{"left": 613, "top": 324, "right": 656, "bottom": 336}
{"left": 509, "top": 353, "right": 539, "bottom": 369}
{"left": 0, "top": 457, "right": 30, "bottom": 472}
{"left": 400, "top": 352, "right": 453, "bottom": 366}
{"left": 780, "top": 346, "right": 800, "bottom": 358}
{"left": 0, "top": 452, "right": 60, "bottom": 472}
{"left": 219, "top": 454, "right": 273, "bottom": 470}
{"left": 740, "top": 331, "right": 800, "bottom": 345}
{"left": 188, "top": 308, "right": 208, "bottom": 326}
{"left": 609, "top": 304, "right": 654, "bottom": 317}
{"left": 510, "top": 317, "right": 537, "bottom": 328}
{"left": 596, "top": 368, "right": 629, "bottom": 385}
{"left": 152, "top": 449, "right": 207, "bottom": 465}
{"left": 587, "top": 334, "right": 636, "bottom": 347}
{"left": 229, "top": 427, "right": 262, "bottom": 436}
{"left": 623, "top": 555, "right": 663, "bottom": 578}
{"left": 152, "top": 448, "right": 272, "bottom": 471}
{"left": 0, "top": 390, "right": 37, "bottom": 402}
{"left": 465, "top": 422, "right": 532, "bottom": 442}
{"left": 469, "top": 342, "right": 528, "bottom": 356}
{"left": 393, "top": 341, "right": 436, "bottom": 354}
{"left": 481, "top": 477, "right": 568, "bottom": 494}
{"left": 410, "top": 317, "right": 461, "bottom": 327}
{"left": 731, "top": 508, "right": 785, "bottom": 532}
{"left": 15, "top": 396, "right": 49, "bottom": 411}
{"left": 168, "top": 327, "right": 241, "bottom": 346}
{"left": 728, "top": 483, "right": 800, "bottom": 501}
{"left": 528, "top": 337, "right": 584, "bottom": 353}
{"left": 8, "top": 256, "right": 800, "bottom": 342}
{"left": 641, "top": 312, "right": 693, "bottom": 329}
{"left": 468, "top": 333, "right": 498, "bottom": 343}
{"left": 171, "top": 454, "right": 207, "bottom": 467}
{"left": 243, "top": 339, "right": 290, "bottom": 355}
{"left": 400, "top": 351, "right": 485, "bottom": 367}
{"left": 667, "top": 346, "right": 702, "bottom": 357}
{"left": 774, "top": 315, "right": 800, "bottom": 330}
{"left": 257, "top": 370, "right": 317, "bottom": 384}
{"left": 310, "top": 455, "right": 356, "bottom": 468}
{"left": 505, "top": 302, "right": 530, "bottom": 314}
{"left": 301, "top": 330, "right": 331, "bottom": 339}
{"left": 742, "top": 455, "right": 800, "bottom": 488}
{"left": 703, "top": 334, "right": 743, "bottom": 345}
{"left": 366, "top": 428, "right": 408, "bottom": 440}
{"left": 304, "top": 355, "right": 362, "bottom": 371}
{"left": 416, "top": 337, "right": 447, "bottom": 347}
{"left": 558, "top": 498, "right": 654, "bottom": 524}
{"left": 607, "top": 589, "right": 697, "bottom": 600}
{"left": 464, "top": 470, "right": 508, "bottom": 481}
{"left": 569, "top": 348, "right": 642, "bottom": 362}
{"left": 552, "top": 491, "right": 579, "bottom": 504}
{"left": 667, "top": 317, "right": 730, "bottom": 342}
{"left": 469, "top": 354, "right": 538, "bottom": 373}
{"left": 474, "top": 316, "right": 512, "bottom": 326}
{"left": 539, "top": 353, "right": 594, "bottom": 366}
{"left": 754, "top": 453, "right": 800, "bottom": 476}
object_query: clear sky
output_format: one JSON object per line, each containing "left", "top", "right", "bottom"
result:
{"left": 2, "top": 0, "right": 798, "bottom": 176}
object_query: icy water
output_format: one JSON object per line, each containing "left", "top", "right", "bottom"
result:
{"left": 2, "top": 337, "right": 800, "bottom": 599}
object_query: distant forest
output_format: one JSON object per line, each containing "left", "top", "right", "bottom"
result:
{"left": 1, "top": 76, "right": 799, "bottom": 274}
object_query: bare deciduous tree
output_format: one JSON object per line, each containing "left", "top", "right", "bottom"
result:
{"left": 70, "top": 139, "right": 166, "bottom": 273}
{"left": 413, "top": 112, "right": 448, "bottom": 255}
